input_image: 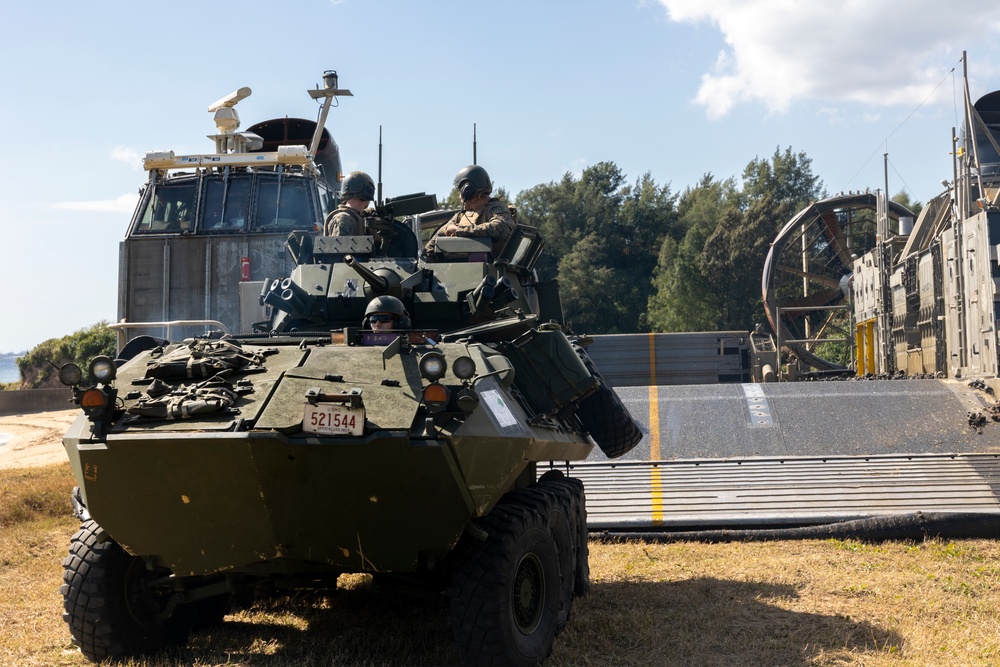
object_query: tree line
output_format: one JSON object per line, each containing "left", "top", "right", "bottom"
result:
{"left": 4, "top": 322, "right": 116, "bottom": 390}
{"left": 501, "top": 147, "right": 832, "bottom": 335}
{"left": 505, "top": 147, "right": 926, "bottom": 336}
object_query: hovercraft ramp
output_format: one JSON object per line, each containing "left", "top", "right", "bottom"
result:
{"left": 542, "top": 379, "right": 1000, "bottom": 531}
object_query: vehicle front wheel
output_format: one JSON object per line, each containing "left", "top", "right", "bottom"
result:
{"left": 448, "top": 504, "right": 561, "bottom": 666}
{"left": 538, "top": 470, "right": 590, "bottom": 596}
{"left": 61, "top": 520, "right": 191, "bottom": 662}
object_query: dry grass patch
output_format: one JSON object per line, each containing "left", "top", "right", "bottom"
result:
{"left": 551, "top": 539, "right": 1000, "bottom": 666}
{"left": 3, "top": 464, "right": 1000, "bottom": 666}
{"left": 0, "top": 462, "right": 75, "bottom": 527}
{"left": 0, "top": 463, "right": 83, "bottom": 666}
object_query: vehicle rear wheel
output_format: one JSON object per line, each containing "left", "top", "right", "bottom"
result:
{"left": 61, "top": 520, "right": 191, "bottom": 662}
{"left": 448, "top": 504, "right": 561, "bottom": 666}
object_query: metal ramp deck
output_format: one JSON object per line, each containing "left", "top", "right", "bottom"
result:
{"left": 545, "top": 378, "right": 1000, "bottom": 531}
{"left": 543, "top": 453, "right": 1000, "bottom": 530}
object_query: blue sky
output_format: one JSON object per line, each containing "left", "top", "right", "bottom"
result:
{"left": 2, "top": 0, "right": 1000, "bottom": 353}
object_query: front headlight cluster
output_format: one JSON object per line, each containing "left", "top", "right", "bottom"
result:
{"left": 59, "top": 356, "right": 117, "bottom": 387}
{"left": 59, "top": 356, "right": 119, "bottom": 421}
{"left": 418, "top": 352, "right": 476, "bottom": 412}
{"left": 417, "top": 352, "right": 477, "bottom": 382}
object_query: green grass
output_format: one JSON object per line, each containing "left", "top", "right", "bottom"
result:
{"left": 4, "top": 464, "right": 1000, "bottom": 666}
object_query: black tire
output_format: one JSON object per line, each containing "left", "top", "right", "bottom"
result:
{"left": 574, "top": 347, "right": 642, "bottom": 458}
{"left": 191, "top": 592, "right": 231, "bottom": 631}
{"left": 538, "top": 471, "right": 590, "bottom": 596}
{"left": 60, "top": 520, "right": 191, "bottom": 662}
{"left": 502, "top": 485, "right": 575, "bottom": 632}
{"left": 448, "top": 505, "right": 561, "bottom": 666}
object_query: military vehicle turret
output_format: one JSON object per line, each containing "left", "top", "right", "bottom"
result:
{"left": 58, "top": 73, "right": 641, "bottom": 666}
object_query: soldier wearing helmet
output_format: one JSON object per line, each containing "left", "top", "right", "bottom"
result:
{"left": 363, "top": 295, "right": 411, "bottom": 332}
{"left": 426, "top": 165, "right": 515, "bottom": 255}
{"left": 324, "top": 171, "right": 375, "bottom": 236}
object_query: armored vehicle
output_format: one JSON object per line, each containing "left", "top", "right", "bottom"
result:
{"left": 59, "top": 74, "right": 641, "bottom": 666}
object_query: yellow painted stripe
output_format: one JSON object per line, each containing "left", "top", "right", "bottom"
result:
{"left": 649, "top": 333, "right": 663, "bottom": 526}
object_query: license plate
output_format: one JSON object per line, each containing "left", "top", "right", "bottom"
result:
{"left": 303, "top": 403, "right": 365, "bottom": 436}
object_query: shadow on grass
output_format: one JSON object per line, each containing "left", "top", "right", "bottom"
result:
{"left": 156, "top": 584, "right": 458, "bottom": 667}
{"left": 132, "top": 576, "right": 902, "bottom": 667}
{"left": 550, "top": 577, "right": 904, "bottom": 666}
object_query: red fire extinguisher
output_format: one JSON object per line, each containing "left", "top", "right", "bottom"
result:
{"left": 240, "top": 257, "right": 251, "bottom": 282}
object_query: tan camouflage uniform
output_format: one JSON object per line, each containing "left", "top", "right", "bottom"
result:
{"left": 324, "top": 205, "right": 366, "bottom": 236}
{"left": 427, "top": 199, "right": 515, "bottom": 255}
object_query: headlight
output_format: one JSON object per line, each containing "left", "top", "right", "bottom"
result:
{"left": 59, "top": 363, "right": 83, "bottom": 387}
{"left": 422, "top": 382, "right": 451, "bottom": 412}
{"left": 419, "top": 351, "right": 446, "bottom": 381}
{"left": 80, "top": 388, "right": 109, "bottom": 416}
{"left": 89, "top": 356, "right": 117, "bottom": 384}
{"left": 452, "top": 356, "right": 476, "bottom": 380}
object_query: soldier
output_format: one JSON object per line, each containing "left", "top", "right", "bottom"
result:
{"left": 363, "top": 295, "right": 411, "bottom": 332}
{"left": 324, "top": 171, "right": 375, "bottom": 236}
{"left": 426, "top": 165, "right": 515, "bottom": 256}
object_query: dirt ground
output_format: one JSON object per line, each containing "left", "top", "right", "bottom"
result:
{"left": 0, "top": 409, "right": 78, "bottom": 469}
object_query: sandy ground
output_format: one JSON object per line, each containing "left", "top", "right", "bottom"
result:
{"left": 0, "top": 409, "right": 79, "bottom": 469}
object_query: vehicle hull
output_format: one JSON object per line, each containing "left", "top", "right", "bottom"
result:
{"left": 63, "top": 341, "right": 594, "bottom": 577}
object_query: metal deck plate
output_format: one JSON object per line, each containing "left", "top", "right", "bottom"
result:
{"left": 557, "top": 378, "right": 1000, "bottom": 530}
{"left": 543, "top": 454, "right": 1000, "bottom": 529}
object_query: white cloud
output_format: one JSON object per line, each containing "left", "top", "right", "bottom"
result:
{"left": 111, "top": 146, "right": 145, "bottom": 170}
{"left": 52, "top": 193, "right": 139, "bottom": 214}
{"left": 658, "top": 0, "right": 1000, "bottom": 118}
{"left": 564, "top": 158, "right": 590, "bottom": 181}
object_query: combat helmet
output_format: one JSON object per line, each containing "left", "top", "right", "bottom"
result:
{"left": 341, "top": 171, "right": 376, "bottom": 202}
{"left": 453, "top": 165, "right": 492, "bottom": 200}
{"left": 363, "top": 295, "right": 411, "bottom": 328}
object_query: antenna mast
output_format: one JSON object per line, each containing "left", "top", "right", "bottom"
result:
{"left": 377, "top": 126, "right": 384, "bottom": 205}
{"left": 473, "top": 123, "right": 477, "bottom": 165}
{"left": 307, "top": 70, "right": 353, "bottom": 158}
{"left": 960, "top": 51, "right": 986, "bottom": 217}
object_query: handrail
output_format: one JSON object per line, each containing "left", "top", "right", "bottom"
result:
{"left": 108, "top": 320, "right": 231, "bottom": 352}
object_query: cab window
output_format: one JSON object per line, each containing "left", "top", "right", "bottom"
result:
{"left": 200, "top": 176, "right": 252, "bottom": 232}
{"left": 134, "top": 182, "right": 198, "bottom": 233}
{"left": 253, "top": 176, "right": 316, "bottom": 231}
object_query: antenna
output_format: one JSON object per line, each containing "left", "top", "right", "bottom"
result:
{"left": 884, "top": 150, "right": 889, "bottom": 203}
{"left": 377, "top": 126, "right": 384, "bottom": 206}
{"left": 307, "top": 70, "right": 353, "bottom": 157}
{"left": 208, "top": 87, "right": 252, "bottom": 113}
{"left": 878, "top": 151, "right": 889, "bottom": 241}
{"left": 207, "top": 87, "right": 257, "bottom": 153}
{"left": 473, "top": 123, "right": 477, "bottom": 165}
{"left": 960, "top": 51, "right": 986, "bottom": 217}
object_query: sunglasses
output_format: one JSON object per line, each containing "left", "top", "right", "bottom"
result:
{"left": 369, "top": 314, "right": 395, "bottom": 323}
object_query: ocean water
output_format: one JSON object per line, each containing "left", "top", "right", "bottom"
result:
{"left": 0, "top": 357, "right": 20, "bottom": 383}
